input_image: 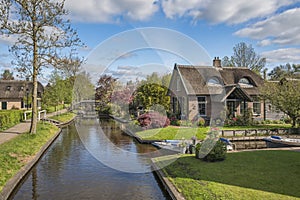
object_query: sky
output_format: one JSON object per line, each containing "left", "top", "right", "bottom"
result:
{"left": 1, "top": 0, "right": 300, "bottom": 83}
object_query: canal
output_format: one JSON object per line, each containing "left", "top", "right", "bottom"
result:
{"left": 10, "top": 118, "right": 172, "bottom": 200}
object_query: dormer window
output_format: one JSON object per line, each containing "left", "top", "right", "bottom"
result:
{"left": 238, "top": 78, "right": 253, "bottom": 88}
{"left": 207, "top": 77, "right": 222, "bottom": 86}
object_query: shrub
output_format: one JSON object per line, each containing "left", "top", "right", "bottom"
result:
{"left": 169, "top": 116, "right": 180, "bottom": 126}
{"left": 137, "top": 112, "right": 170, "bottom": 129}
{"left": 180, "top": 120, "right": 193, "bottom": 127}
{"left": 195, "top": 130, "right": 227, "bottom": 162}
{"left": 0, "top": 110, "right": 24, "bottom": 131}
{"left": 203, "top": 140, "right": 227, "bottom": 162}
{"left": 198, "top": 117, "right": 206, "bottom": 127}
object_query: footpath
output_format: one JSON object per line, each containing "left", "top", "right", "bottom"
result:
{"left": 0, "top": 109, "right": 68, "bottom": 145}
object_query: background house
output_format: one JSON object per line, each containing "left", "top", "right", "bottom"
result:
{"left": 0, "top": 80, "right": 44, "bottom": 110}
{"left": 168, "top": 57, "right": 265, "bottom": 123}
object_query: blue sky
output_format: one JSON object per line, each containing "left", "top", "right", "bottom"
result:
{"left": 1, "top": 0, "right": 300, "bottom": 83}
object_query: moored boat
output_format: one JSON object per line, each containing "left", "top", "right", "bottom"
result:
{"left": 263, "top": 136, "right": 300, "bottom": 148}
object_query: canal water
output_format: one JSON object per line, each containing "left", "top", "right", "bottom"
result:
{"left": 10, "top": 118, "right": 171, "bottom": 200}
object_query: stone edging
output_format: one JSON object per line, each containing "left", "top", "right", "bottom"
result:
{"left": 151, "top": 159, "right": 185, "bottom": 200}
{"left": 0, "top": 128, "right": 62, "bottom": 200}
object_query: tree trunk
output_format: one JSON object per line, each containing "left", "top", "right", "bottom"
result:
{"left": 30, "top": 67, "right": 38, "bottom": 134}
{"left": 30, "top": 12, "right": 38, "bottom": 134}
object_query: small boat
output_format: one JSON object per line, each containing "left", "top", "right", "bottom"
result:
{"left": 263, "top": 136, "right": 300, "bottom": 148}
{"left": 220, "top": 138, "right": 235, "bottom": 151}
{"left": 152, "top": 140, "right": 182, "bottom": 153}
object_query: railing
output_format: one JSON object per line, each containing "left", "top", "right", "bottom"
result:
{"left": 24, "top": 110, "right": 32, "bottom": 121}
{"left": 24, "top": 110, "right": 47, "bottom": 121}
{"left": 38, "top": 110, "right": 47, "bottom": 120}
{"left": 221, "top": 128, "right": 290, "bottom": 138}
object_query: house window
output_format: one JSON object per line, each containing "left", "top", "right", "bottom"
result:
{"left": 240, "top": 101, "right": 248, "bottom": 114}
{"left": 6, "top": 86, "right": 11, "bottom": 91}
{"left": 1, "top": 102, "right": 7, "bottom": 110}
{"left": 253, "top": 98, "right": 261, "bottom": 115}
{"left": 197, "top": 96, "right": 206, "bottom": 116}
{"left": 207, "top": 77, "right": 222, "bottom": 86}
{"left": 238, "top": 77, "right": 253, "bottom": 88}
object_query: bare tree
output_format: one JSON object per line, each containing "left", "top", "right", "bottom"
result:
{"left": 0, "top": 0, "right": 83, "bottom": 134}
{"left": 222, "top": 42, "right": 266, "bottom": 74}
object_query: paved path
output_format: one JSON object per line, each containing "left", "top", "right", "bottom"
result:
{"left": 0, "top": 109, "right": 68, "bottom": 145}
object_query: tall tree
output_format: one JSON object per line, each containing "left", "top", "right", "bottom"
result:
{"left": 95, "top": 75, "right": 117, "bottom": 114}
{"left": 268, "top": 63, "right": 300, "bottom": 80}
{"left": 0, "top": 69, "right": 14, "bottom": 80}
{"left": 0, "top": 0, "right": 82, "bottom": 133}
{"left": 222, "top": 42, "right": 266, "bottom": 74}
{"left": 261, "top": 79, "right": 300, "bottom": 127}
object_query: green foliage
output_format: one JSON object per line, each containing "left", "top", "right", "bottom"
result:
{"left": 95, "top": 75, "right": 117, "bottom": 114}
{"left": 133, "top": 83, "right": 170, "bottom": 112}
{"left": 0, "top": 110, "right": 24, "bottom": 131}
{"left": 0, "top": 69, "right": 14, "bottom": 80}
{"left": 261, "top": 79, "right": 300, "bottom": 127}
{"left": 201, "top": 140, "right": 227, "bottom": 162}
{"left": 197, "top": 117, "right": 206, "bottom": 127}
{"left": 42, "top": 104, "right": 65, "bottom": 113}
{"left": 225, "top": 108, "right": 253, "bottom": 126}
{"left": 130, "top": 72, "right": 171, "bottom": 114}
{"left": 0, "top": 123, "right": 58, "bottom": 192}
{"left": 49, "top": 112, "right": 76, "bottom": 123}
{"left": 1, "top": 0, "right": 83, "bottom": 134}
{"left": 268, "top": 63, "right": 300, "bottom": 81}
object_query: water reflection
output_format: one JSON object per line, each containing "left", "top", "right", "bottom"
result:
{"left": 10, "top": 118, "right": 171, "bottom": 200}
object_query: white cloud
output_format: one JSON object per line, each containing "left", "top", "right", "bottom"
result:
{"left": 64, "top": 0, "right": 159, "bottom": 23}
{"left": 0, "top": 34, "right": 18, "bottom": 45}
{"left": 161, "top": 0, "right": 296, "bottom": 24}
{"left": 235, "top": 8, "right": 300, "bottom": 46}
{"left": 261, "top": 48, "right": 300, "bottom": 64}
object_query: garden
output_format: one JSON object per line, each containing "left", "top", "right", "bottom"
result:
{"left": 127, "top": 111, "right": 292, "bottom": 141}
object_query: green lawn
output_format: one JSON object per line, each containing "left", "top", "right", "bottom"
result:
{"left": 154, "top": 151, "right": 300, "bottom": 200}
{"left": 49, "top": 112, "right": 76, "bottom": 123}
{"left": 136, "top": 124, "right": 292, "bottom": 141}
{"left": 0, "top": 123, "right": 59, "bottom": 192}
{"left": 136, "top": 126, "right": 209, "bottom": 140}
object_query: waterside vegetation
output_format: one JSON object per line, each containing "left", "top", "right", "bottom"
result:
{"left": 0, "top": 123, "right": 59, "bottom": 192}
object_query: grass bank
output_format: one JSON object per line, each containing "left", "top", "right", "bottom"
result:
{"left": 136, "top": 124, "right": 292, "bottom": 141}
{"left": 136, "top": 126, "right": 209, "bottom": 140}
{"left": 0, "top": 123, "right": 59, "bottom": 192}
{"left": 154, "top": 151, "right": 300, "bottom": 200}
{"left": 49, "top": 112, "right": 76, "bottom": 123}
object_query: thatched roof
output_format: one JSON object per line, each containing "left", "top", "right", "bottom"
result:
{"left": 175, "top": 64, "right": 263, "bottom": 96}
{"left": 0, "top": 80, "right": 44, "bottom": 99}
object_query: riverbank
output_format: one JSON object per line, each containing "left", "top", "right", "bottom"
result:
{"left": 0, "top": 112, "right": 76, "bottom": 200}
{"left": 153, "top": 150, "right": 300, "bottom": 200}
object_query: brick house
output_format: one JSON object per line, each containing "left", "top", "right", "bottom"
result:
{"left": 168, "top": 57, "right": 265, "bottom": 122}
{"left": 0, "top": 80, "right": 44, "bottom": 110}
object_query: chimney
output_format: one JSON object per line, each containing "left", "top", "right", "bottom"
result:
{"left": 213, "top": 57, "right": 222, "bottom": 68}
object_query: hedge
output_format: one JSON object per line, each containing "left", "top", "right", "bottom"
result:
{"left": 0, "top": 110, "right": 24, "bottom": 131}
